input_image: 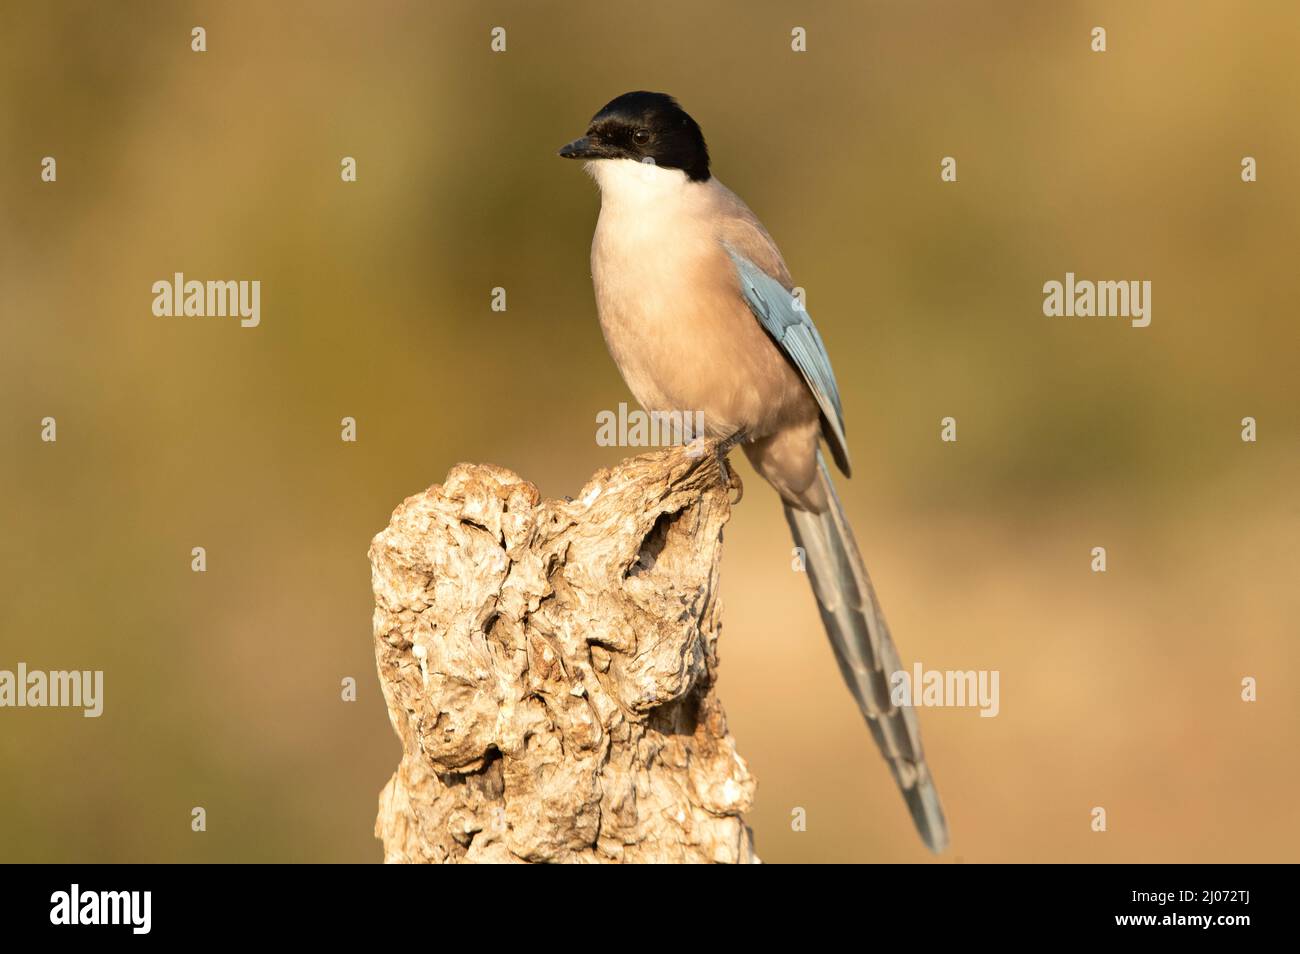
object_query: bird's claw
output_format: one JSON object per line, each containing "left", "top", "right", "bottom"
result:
{"left": 721, "top": 458, "right": 744, "bottom": 505}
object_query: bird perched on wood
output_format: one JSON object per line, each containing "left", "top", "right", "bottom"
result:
{"left": 559, "top": 91, "right": 948, "bottom": 853}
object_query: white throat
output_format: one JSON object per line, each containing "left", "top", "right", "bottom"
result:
{"left": 586, "top": 158, "right": 696, "bottom": 211}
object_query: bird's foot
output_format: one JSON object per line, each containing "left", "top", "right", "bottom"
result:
{"left": 721, "top": 459, "right": 744, "bottom": 505}
{"left": 683, "top": 430, "right": 746, "bottom": 503}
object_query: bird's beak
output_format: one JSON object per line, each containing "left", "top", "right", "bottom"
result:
{"left": 557, "top": 135, "right": 607, "bottom": 160}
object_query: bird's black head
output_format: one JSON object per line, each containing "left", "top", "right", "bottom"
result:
{"left": 558, "top": 91, "right": 710, "bottom": 182}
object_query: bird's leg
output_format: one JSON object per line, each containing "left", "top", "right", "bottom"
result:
{"left": 682, "top": 430, "right": 746, "bottom": 503}
{"left": 717, "top": 428, "right": 747, "bottom": 457}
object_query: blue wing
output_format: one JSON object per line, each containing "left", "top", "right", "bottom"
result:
{"left": 725, "top": 247, "right": 852, "bottom": 476}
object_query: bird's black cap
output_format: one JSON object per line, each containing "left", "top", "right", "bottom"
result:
{"left": 558, "top": 91, "right": 710, "bottom": 182}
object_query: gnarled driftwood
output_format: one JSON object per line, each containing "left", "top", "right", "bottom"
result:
{"left": 369, "top": 445, "right": 756, "bottom": 863}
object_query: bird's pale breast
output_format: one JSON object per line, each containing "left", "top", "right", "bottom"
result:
{"left": 589, "top": 168, "right": 816, "bottom": 443}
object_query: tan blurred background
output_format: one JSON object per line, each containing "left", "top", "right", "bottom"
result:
{"left": 1, "top": 1, "right": 1297, "bottom": 863}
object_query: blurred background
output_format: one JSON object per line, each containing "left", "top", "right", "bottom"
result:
{"left": 1, "top": 0, "right": 1297, "bottom": 863}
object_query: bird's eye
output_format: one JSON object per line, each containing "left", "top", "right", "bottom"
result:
{"left": 632, "top": 129, "right": 651, "bottom": 145}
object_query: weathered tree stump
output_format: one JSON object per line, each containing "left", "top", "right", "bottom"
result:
{"left": 369, "top": 445, "right": 757, "bottom": 863}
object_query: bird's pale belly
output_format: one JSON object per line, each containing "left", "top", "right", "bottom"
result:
{"left": 593, "top": 269, "right": 811, "bottom": 443}
{"left": 596, "top": 312, "right": 733, "bottom": 439}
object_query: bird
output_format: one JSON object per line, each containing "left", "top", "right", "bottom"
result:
{"left": 558, "top": 91, "right": 948, "bottom": 854}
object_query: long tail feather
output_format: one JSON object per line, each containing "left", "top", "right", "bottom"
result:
{"left": 783, "top": 452, "right": 949, "bottom": 853}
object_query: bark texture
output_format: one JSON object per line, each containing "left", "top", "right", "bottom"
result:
{"left": 370, "top": 445, "right": 756, "bottom": 863}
